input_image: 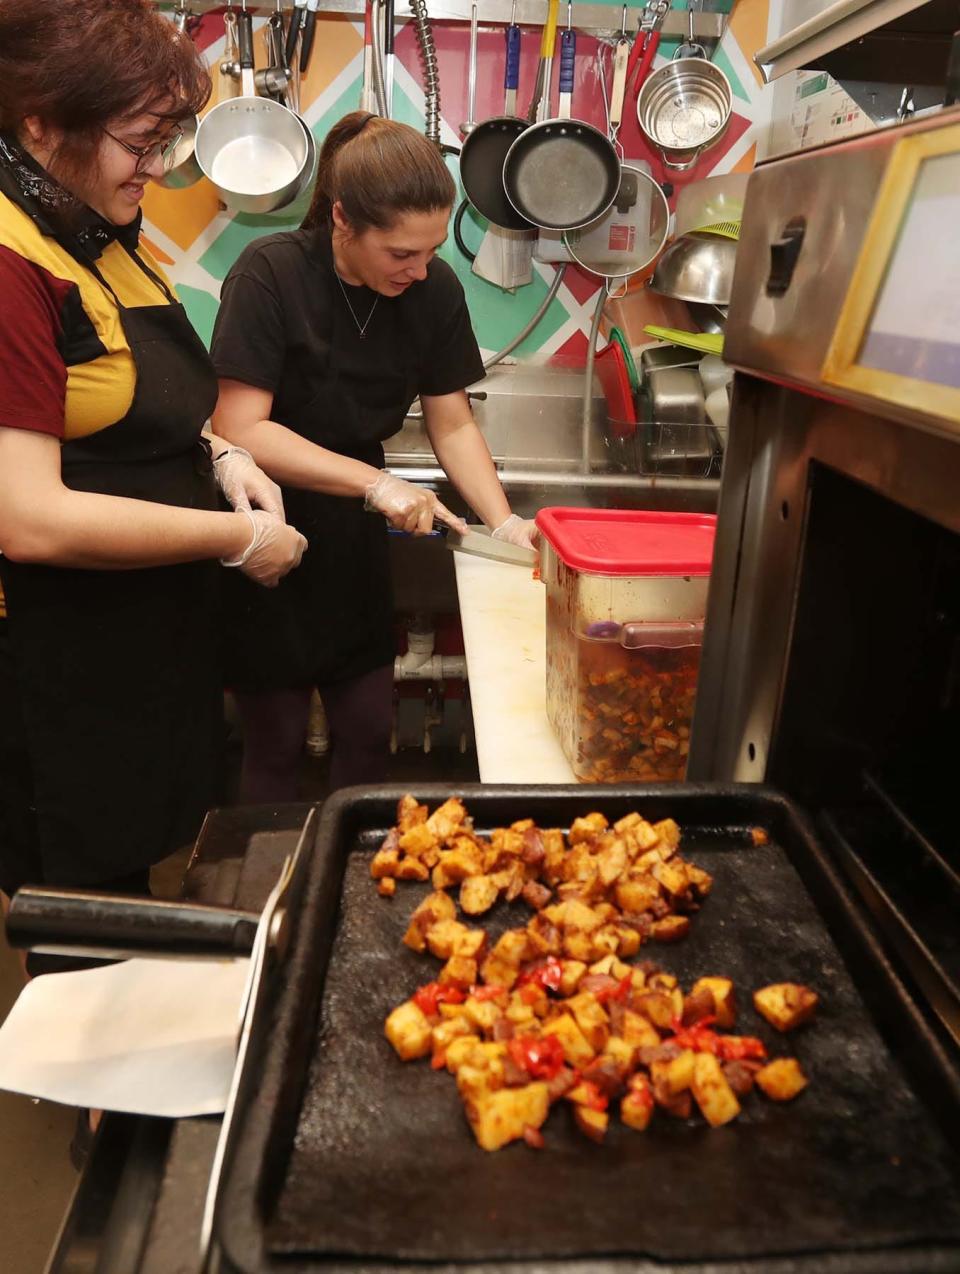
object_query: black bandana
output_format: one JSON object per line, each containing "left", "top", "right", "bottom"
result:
{"left": 0, "top": 132, "right": 142, "bottom": 261}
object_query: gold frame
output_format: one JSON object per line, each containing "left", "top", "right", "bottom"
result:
{"left": 822, "top": 121, "right": 960, "bottom": 424}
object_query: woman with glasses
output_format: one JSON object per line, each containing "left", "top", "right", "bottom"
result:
{"left": 0, "top": 0, "right": 308, "bottom": 937}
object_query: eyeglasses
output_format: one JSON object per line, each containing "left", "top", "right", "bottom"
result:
{"left": 103, "top": 127, "right": 185, "bottom": 174}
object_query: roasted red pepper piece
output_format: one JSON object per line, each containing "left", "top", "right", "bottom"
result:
{"left": 664, "top": 1016, "right": 767, "bottom": 1061}
{"left": 715, "top": 1035, "right": 767, "bottom": 1061}
{"left": 594, "top": 974, "right": 632, "bottom": 1005}
{"left": 518, "top": 955, "right": 564, "bottom": 993}
{"left": 507, "top": 1033, "right": 565, "bottom": 1081}
{"left": 579, "top": 1080, "right": 609, "bottom": 1112}
{"left": 470, "top": 984, "right": 506, "bottom": 1002}
{"left": 413, "top": 981, "right": 466, "bottom": 1017}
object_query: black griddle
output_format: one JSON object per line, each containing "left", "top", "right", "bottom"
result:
{"left": 209, "top": 786, "right": 960, "bottom": 1274}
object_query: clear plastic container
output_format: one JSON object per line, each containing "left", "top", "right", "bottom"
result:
{"left": 536, "top": 509, "right": 717, "bottom": 783}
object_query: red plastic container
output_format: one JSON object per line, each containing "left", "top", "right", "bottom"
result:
{"left": 535, "top": 509, "right": 717, "bottom": 783}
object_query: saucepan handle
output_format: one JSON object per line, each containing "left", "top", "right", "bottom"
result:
{"left": 5, "top": 887, "right": 260, "bottom": 961}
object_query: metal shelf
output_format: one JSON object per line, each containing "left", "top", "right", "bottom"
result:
{"left": 155, "top": 1, "right": 724, "bottom": 39}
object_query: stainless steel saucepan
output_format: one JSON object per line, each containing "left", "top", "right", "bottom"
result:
{"left": 195, "top": 5, "right": 310, "bottom": 214}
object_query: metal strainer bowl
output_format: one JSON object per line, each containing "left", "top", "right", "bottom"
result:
{"left": 637, "top": 58, "right": 732, "bottom": 172}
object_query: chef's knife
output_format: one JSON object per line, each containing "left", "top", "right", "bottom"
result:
{"left": 447, "top": 524, "right": 537, "bottom": 567}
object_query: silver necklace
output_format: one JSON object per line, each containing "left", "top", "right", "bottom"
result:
{"left": 334, "top": 268, "right": 379, "bottom": 339}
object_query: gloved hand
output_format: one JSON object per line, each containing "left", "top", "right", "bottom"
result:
{"left": 213, "top": 446, "right": 285, "bottom": 520}
{"left": 221, "top": 509, "right": 307, "bottom": 588}
{"left": 364, "top": 471, "right": 469, "bottom": 537}
{"left": 491, "top": 513, "right": 539, "bottom": 551}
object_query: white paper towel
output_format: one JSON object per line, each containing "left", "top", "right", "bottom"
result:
{"left": 0, "top": 956, "right": 250, "bottom": 1117}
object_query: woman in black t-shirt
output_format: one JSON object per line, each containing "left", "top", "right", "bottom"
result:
{"left": 210, "top": 112, "right": 535, "bottom": 799}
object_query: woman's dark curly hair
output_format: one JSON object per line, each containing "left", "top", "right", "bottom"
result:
{"left": 0, "top": 0, "right": 210, "bottom": 179}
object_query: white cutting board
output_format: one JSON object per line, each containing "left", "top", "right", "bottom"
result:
{"left": 453, "top": 554, "right": 576, "bottom": 784}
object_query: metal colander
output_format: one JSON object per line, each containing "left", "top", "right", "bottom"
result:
{"left": 637, "top": 57, "right": 732, "bottom": 172}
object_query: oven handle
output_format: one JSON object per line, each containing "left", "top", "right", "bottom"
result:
{"left": 5, "top": 887, "right": 260, "bottom": 961}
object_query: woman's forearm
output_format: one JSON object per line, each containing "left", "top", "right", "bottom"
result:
{"left": 214, "top": 416, "right": 382, "bottom": 498}
{"left": 426, "top": 419, "right": 511, "bottom": 530}
{"left": 3, "top": 487, "right": 250, "bottom": 569}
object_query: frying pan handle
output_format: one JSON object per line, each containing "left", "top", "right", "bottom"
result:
{"left": 504, "top": 23, "right": 522, "bottom": 92}
{"left": 610, "top": 39, "right": 629, "bottom": 129}
{"left": 558, "top": 27, "right": 576, "bottom": 94}
{"left": 272, "top": 11, "right": 290, "bottom": 72}
{"left": 5, "top": 887, "right": 260, "bottom": 961}
{"left": 301, "top": 1, "right": 320, "bottom": 74}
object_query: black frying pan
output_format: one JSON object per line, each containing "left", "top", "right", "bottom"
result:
{"left": 503, "top": 24, "right": 620, "bottom": 232}
{"left": 459, "top": 14, "right": 531, "bottom": 231}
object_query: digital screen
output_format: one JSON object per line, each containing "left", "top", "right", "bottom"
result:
{"left": 858, "top": 151, "right": 960, "bottom": 390}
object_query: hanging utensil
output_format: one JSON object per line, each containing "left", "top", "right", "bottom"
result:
{"left": 607, "top": 7, "right": 631, "bottom": 143}
{"left": 459, "top": 2, "right": 531, "bottom": 230}
{"left": 383, "top": 0, "right": 396, "bottom": 115}
{"left": 361, "top": 0, "right": 377, "bottom": 111}
{"left": 300, "top": 0, "right": 320, "bottom": 75}
{"left": 258, "top": 0, "right": 294, "bottom": 102}
{"left": 461, "top": 1, "right": 479, "bottom": 136}
{"left": 626, "top": 0, "right": 669, "bottom": 100}
{"left": 286, "top": 0, "right": 306, "bottom": 66}
{"left": 675, "top": 0, "right": 706, "bottom": 60}
{"left": 502, "top": 3, "right": 621, "bottom": 232}
{"left": 195, "top": 3, "right": 310, "bottom": 214}
{"left": 636, "top": 55, "right": 732, "bottom": 172}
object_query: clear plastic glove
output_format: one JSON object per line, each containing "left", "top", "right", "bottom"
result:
{"left": 221, "top": 509, "right": 307, "bottom": 588}
{"left": 213, "top": 446, "right": 285, "bottom": 519}
{"left": 491, "top": 513, "right": 539, "bottom": 551}
{"left": 364, "top": 471, "right": 469, "bottom": 537}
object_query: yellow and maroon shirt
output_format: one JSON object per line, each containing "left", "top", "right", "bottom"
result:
{"left": 0, "top": 135, "right": 179, "bottom": 615}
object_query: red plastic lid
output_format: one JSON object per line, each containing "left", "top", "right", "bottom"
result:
{"left": 535, "top": 508, "right": 716, "bottom": 576}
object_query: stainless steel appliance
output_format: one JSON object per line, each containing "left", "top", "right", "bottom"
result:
{"left": 689, "top": 108, "right": 960, "bottom": 1048}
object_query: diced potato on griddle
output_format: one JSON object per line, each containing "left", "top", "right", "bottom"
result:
{"left": 426, "top": 797, "right": 468, "bottom": 842}
{"left": 755, "top": 1057, "right": 809, "bottom": 1101}
{"left": 602, "top": 1035, "right": 636, "bottom": 1074}
{"left": 431, "top": 839, "right": 485, "bottom": 889}
{"left": 596, "top": 838, "right": 629, "bottom": 886}
{"left": 753, "top": 983, "right": 819, "bottom": 1032}
{"left": 395, "top": 857, "right": 430, "bottom": 882}
{"left": 615, "top": 925, "right": 642, "bottom": 957}
{"left": 370, "top": 841, "right": 401, "bottom": 878}
{"left": 614, "top": 875, "right": 659, "bottom": 914}
{"left": 692, "top": 1052, "right": 741, "bottom": 1127}
{"left": 463, "top": 995, "right": 504, "bottom": 1034}
{"left": 432, "top": 1016, "right": 473, "bottom": 1054}
{"left": 439, "top": 954, "right": 477, "bottom": 988}
{"left": 542, "top": 1013, "right": 594, "bottom": 1068}
{"left": 457, "top": 1064, "right": 500, "bottom": 1103}
{"left": 397, "top": 795, "right": 427, "bottom": 831}
{"left": 460, "top": 874, "right": 500, "bottom": 916}
{"left": 651, "top": 859, "right": 689, "bottom": 897}
{"left": 562, "top": 930, "right": 596, "bottom": 963}
{"left": 492, "top": 929, "right": 533, "bottom": 967}
{"left": 636, "top": 990, "right": 680, "bottom": 1031}
{"left": 692, "top": 976, "right": 737, "bottom": 1028}
{"left": 466, "top": 1082, "right": 549, "bottom": 1151}
{"left": 566, "top": 993, "right": 610, "bottom": 1053}
{"left": 425, "top": 918, "right": 469, "bottom": 959}
{"left": 650, "top": 1048, "right": 696, "bottom": 1096}
{"left": 453, "top": 928, "right": 489, "bottom": 961}
{"left": 686, "top": 864, "right": 713, "bottom": 896}
{"left": 402, "top": 890, "right": 456, "bottom": 952}
{"left": 399, "top": 822, "right": 438, "bottom": 858}
{"left": 569, "top": 812, "right": 608, "bottom": 844}
{"left": 444, "top": 1033, "right": 482, "bottom": 1071}
{"left": 620, "top": 1009, "right": 661, "bottom": 1050}
{"left": 481, "top": 955, "right": 520, "bottom": 990}
{"left": 650, "top": 915, "right": 690, "bottom": 944}
{"left": 621, "top": 1074, "right": 655, "bottom": 1131}
{"left": 377, "top": 877, "right": 396, "bottom": 897}
{"left": 573, "top": 1104, "right": 608, "bottom": 1142}
{"left": 652, "top": 818, "right": 681, "bottom": 853}
{"left": 385, "top": 1001, "right": 433, "bottom": 1061}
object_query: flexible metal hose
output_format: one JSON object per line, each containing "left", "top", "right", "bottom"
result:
{"left": 483, "top": 264, "right": 566, "bottom": 370}
{"left": 370, "top": 0, "right": 389, "bottom": 117}
{"left": 409, "top": 0, "right": 441, "bottom": 145}
{"left": 581, "top": 286, "right": 606, "bottom": 472}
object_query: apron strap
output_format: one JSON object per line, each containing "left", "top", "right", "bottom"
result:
{"left": 82, "top": 246, "right": 176, "bottom": 309}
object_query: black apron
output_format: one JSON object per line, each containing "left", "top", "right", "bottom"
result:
{"left": 222, "top": 234, "right": 419, "bottom": 690}
{"left": 0, "top": 250, "right": 222, "bottom": 890}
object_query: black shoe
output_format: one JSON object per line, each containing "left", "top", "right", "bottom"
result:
{"left": 69, "top": 1108, "right": 94, "bottom": 1172}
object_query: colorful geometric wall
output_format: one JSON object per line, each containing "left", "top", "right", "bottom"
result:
{"left": 144, "top": 1, "right": 774, "bottom": 363}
